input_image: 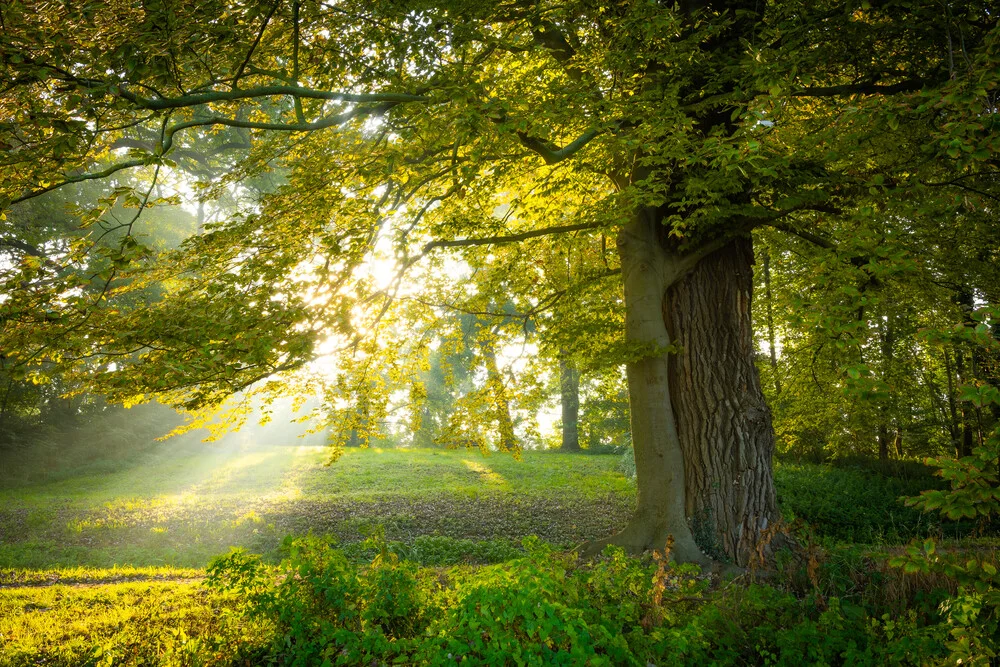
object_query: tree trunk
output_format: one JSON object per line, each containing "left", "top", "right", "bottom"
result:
{"left": 196, "top": 199, "right": 205, "bottom": 235}
{"left": 482, "top": 342, "right": 518, "bottom": 452}
{"left": 588, "top": 208, "right": 709, "bottom": 565}
{"left": 944, "top": 348, "right": 963, "bottom": 456}
{"left": 666, "top": 235, "right": 781, "bottom": 565}
{"left": 762, "top": 248, "right": 781, "bottom": 396}
{"left": 877, "top": 317, "right": 895, "bottom": 464}
{"left": 955, "top": 348, "right": 975, "bottom": 458}
{"left": 592, "top": 210, "right": 779, "bottom": 567}
{"left": 559, "top": 354, "right": 581, "bottom": 452}
{"left": 877, "top": 424, "right": 890, "bottom": 464}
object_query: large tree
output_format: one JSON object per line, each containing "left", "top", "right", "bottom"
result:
{"left": 1, "top": 0, "right": 997, "bottom": 565}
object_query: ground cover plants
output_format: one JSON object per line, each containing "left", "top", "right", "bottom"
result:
{"left": 1, "top": 440, "right": 996, "bottom": 665}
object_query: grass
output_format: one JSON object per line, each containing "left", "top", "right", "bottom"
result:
{"left": 0, "top": 580, "right": 239, "bottom": 667}
{"left": 0, "top": 440, "right": 963, "bottom": 571}
{"left": 0, "top": 441, "right": 634, "bottom": 569}
{"left": 1, "top": 439, "right": 988, "bottom": 665}
{"left": 0, "top": 443, "right": 635, "bottom": 665}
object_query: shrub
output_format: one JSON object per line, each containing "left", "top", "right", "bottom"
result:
{"left": 204, "top": 534, "right": 953, "bottom": 666}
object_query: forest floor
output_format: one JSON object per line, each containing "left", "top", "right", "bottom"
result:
{"left": 0, "top": 442, "right": 635, "bottom": 571}
{"left": 0, "top": 443, "right": 637, "bottom": 664}
{"left": 0, "top": 439, "right": 971, "bottom": 665}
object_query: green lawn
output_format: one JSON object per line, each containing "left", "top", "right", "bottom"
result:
{"left": 0, "top": 442, "right": 635, "bottom": 570}
{"left": 0, "top": 442, "right": 987, "bottom": 666}
{"left": 0, "top": 443, "right": 636, "bottom": 665}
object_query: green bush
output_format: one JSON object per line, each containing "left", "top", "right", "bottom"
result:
{"left": 204, "top": 535, "right": 950, "bottom": 666}
{"left": 890, "top": 306, "right": 1000, "bottom": 665}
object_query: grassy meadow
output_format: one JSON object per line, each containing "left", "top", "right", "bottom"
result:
{"left": 0, "top": 434, "right": 982, "bottom": 665}
{"left": 0, "top": 440, "right": 634, "bottom": 572}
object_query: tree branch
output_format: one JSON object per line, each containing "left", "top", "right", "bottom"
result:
{"left": 11, "top": 158, "right": 149, "bottom": 205}
{"left": 114, "top": 84, "right": 428, "bottom": 110}
{"left": 232, "top": 0, "right": 282, "bottom": 88}
{"left": 793, "top": 79, "right": 926, "bottom": 98}
{"left": 422, "top": 221, "right": 601, "bottom": 252}
{"left": 0, "top": 238, "right": 53, "bottom": 263}
{"left": 762, "top": 219, "right": 837, "bottom": 249}
{"left": 11, "top": 103, "right": 396, "bottom": 205}
{"left": 515, "top": 127, "right": 601, "bottom": 165}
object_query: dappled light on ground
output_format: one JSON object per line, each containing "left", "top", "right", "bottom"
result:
{"left": 0, "top": 447, "right": 634, "bottom": 569}
{"left": 460, "top": 459, "right": 508, "bottom": 488}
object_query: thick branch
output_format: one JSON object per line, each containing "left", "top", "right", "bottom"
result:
{"left": 515, "top": 127, "right": 600, "bottom": 165}
{"left": 0, "top": 238, "right": 49, "bottom": 259}
{"left": 793, "top": 79, "right": 925, "bottom": 97}
{"left": 11, "top": 158, "right": 149, "bottom": 204}
{"left": 422, "top": 221, "right": 601, "bottom": 252}
{"left": 11, "top": 103, "right": 394, "bottom": 205}
{"left": 114, "top": 84, "right": 428, "bottom": 110}
{"left": 762, "top": 219, "right": 837, "bottom": 249}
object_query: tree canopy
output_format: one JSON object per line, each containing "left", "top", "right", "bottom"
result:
{"left": 1, "top": 0, "right": 998, "bottom": 564}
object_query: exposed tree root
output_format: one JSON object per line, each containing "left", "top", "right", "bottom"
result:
{"left": 580, "top": 514, "right": 713, "bottom": 568}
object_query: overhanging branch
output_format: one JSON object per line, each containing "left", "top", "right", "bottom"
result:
{"left": 762, "top": 220, "right": 837, "bottom": 249}
{"left": 515, "top": 127, "right": 601, "bottom": 165}
{"left": 793, "top": 79, "right": 925, "bottom": 98}
{"left": 11, "top": 102, "right": 398, "bottom": 205}
{"left": 422, "top": 221, "right": 601, "bottom": 252}
{"left": 12, "top": 158, "right": 149, "bottom": 205}
{"left": 114, "top": 84, "right": 429, "bottom": 110}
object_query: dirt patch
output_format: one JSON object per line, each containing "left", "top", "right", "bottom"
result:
{"left": 268, "top": 493, "right": 636, "bottom": 544}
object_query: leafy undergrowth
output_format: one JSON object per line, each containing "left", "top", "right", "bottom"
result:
{"left": 1, "top": 444, "right": 994, "bottom": 665}
{"left": 0, "top": 579, "right": 230, "bottom": 666}
{"left": 774, "top": 461, "right": 955, "bottom": 544}
{"left": 1, "top": 536, "right": 955, "bottom": 667}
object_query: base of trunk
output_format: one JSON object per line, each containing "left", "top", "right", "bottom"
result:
{"left": 581, "top": 512, "right": 713, "bottom": 567}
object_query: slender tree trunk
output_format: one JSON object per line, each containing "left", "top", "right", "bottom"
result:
{"left": 955, "top": 288, "right": 977, "bottom": 456}
{"left": 482, "top": 343, "right": 517, "bottom": 452}
{"left": 956, "top": 348, "right": 975, "bottom": 457}
{"left": 666, "top": 235, "right": 781, "bottom": 565}
{"left": 762, "top": 248, "right": 781, "bottom": 396}
{"left": 196, "top": 199, "right": 205, "bottom": 235}
{"left": 0, "top": 376, "right": 11, "bottom": 437}
{"left": 877, "top": 425, "right": 890, "bottom": 463}
{"left": 877, "top": 318, "right": 895, "bottom": 464}
{"left": 991, "top": 316, "right": 1000, "bottom": 421}
{"left": 944, "top": 348, "right": 963, "bottom": 456}
{"left": 559, "top": 354, "right": 581, "bottom": 452}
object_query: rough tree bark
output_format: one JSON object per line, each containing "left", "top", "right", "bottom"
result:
{"left": 594, "top": 208, "right": 780, "bottom": 567}
{"left": 559, "top": 354, "right": 581, "bottom": 452}
{"left": 667, "top": 236, "right": 781, "bottom": 564}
